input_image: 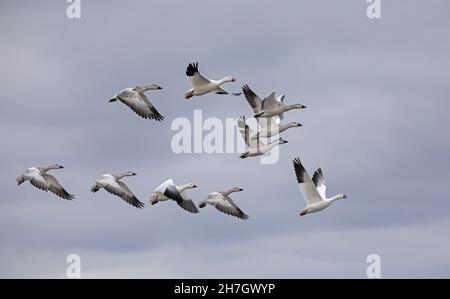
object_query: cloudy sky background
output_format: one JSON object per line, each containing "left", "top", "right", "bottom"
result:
{"left": 1, "top": 0, "right": 449, "bottom": 278}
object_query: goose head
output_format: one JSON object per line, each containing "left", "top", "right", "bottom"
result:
{"left": 254, "top": 111, "right": 265, "bottom": 118}
{"left": 16, "top": 176, "right": 25, "bottom": 185}
{"left": 225, "top": 76, "right": 236, "bottom": 82}
{"left": 186, "top": 183, "right": 198, "bottom": 189}
{"left": 148, "top": 84, "right": 163, "bottom": 90}
{"left": 231, "top": 187, "right": 244, "bottom": 193}
{"left": 330, "top": 193, "right": 347, "bottom": 202}
{"left": 49, "top": 164, "right": 64, "bottom": 169}
{"left": 292, "top": 103, "right": 307, "bottom": 109}
{"left": 109, "top": 95, "right": 118, "bottom": 102}
{"left": 240, "top": 152, "right": 249, "bottom": 159}
{"left": 278, "top": 138, "right": 288, "bottom": 145}
{"left": 125, "top": 171, "right": 137, "bottom": 176}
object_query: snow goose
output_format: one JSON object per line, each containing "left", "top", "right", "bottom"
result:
{"left": 149, "top": 178, "right": 199, "bottom": 214}
{"left": 91, "top": 171, "right": 144, "bottom": 209}
{"left": 184, "top": 62, "right": 241, "bottom": 99}
{"left": 237, "top": 116, "right": 288, "bottom": 159}
{"left": 16, "top": 164, "right": 74, "bottom": 200}
{"left": 293, "top": 158, "right": 347, "bottom": 216}
{"left": 198, "top": 187, "right": 249, "bottom": 220}
{"left": 242, "top": 85, "right": 306, "bottom": 118}
{"left": 250, "top": 115, "right": 302, "bottom": 138}
{"left": 109, "top": 84, "right": 164, "bottom": 121}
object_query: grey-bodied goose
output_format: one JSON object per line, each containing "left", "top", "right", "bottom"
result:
{"left": 149, "top": 178, "right": 199, "bottom": 214}
{"left": 293, "top": 158, "right": 347, "bottom": 216}
{"left": 184, "top": 62, "right": 241, "bottom": 99}
{"left": 198, "top": 187, "right": 249, "bottom": 220}
{"left": 242, "top": 84, "right": 306, "bottom": 118}
{"left": 91, "top": 171, "right": 144, "bottom": 209}
{"left": 16, "top": 164, "right": 74, "bottom": 200}
{"left": 109, "top": 84, "right": 164, "bottom": 121}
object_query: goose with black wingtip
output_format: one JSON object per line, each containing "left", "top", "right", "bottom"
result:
{"left": 16, "top": 164, "right": 74, "bottom": 200}
{"left": 198, "top": 187, "right": 249, "bottom": 220}
{"left": 91, "top": 171, "right": 144, "bottom": 209}
{"left": 109, "top": 84, "right": 164, "bottom": 121}
{"left": 292, "top": 158, "right": 347, "bottom": 216}
{"left": 149, "top": 178, "right": 199, "bottom": 214}
{"left": 184, "top": 62, "right": 241, "bottom": 99}
{"left": 242, "top": 84, "right": 306, "bottom": 119}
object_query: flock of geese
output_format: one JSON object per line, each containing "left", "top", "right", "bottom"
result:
{"left": 16, "top": 62, "right": 347, "bottom": 219}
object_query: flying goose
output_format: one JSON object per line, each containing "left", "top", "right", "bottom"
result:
{"left": 16, "top": 164, "right": 74, "bottom": 200}
{"left": 243, "top": 115, "right": 302, "bottom": 138}
{"left": 109, "top": 84, "right": 164, "bottom": 121}
{"left": 237, "top": 116, "right": 288, "bottom": 159}
{"left": 149, "top": 179, "right": 199, "bottom": 214}
{"left": 198, "top": 187, "right": 249, "bottom": 220}
{"left": 184, "top": 62, "right": 241, "bottom": 99}
{"left": 91, "top": 171, "right": 144, "bottom": 209}
{"left": 293, "top": 158, "right": 347, "bottom": 216}
{"left": 242, "top": 85, "right": 306, "bottom": 118}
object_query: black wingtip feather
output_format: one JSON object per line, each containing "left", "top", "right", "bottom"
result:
{"left": 293, "top": 157, "right": 307, "bottom": 184}
{"left": 186, "top": 62, "right": 199, "bottom": 76}
{"left": 242, "top": 84, "right": 251, "bottom": 95}
{"left": 131, "top": 196, "right": 145, "bottom": 209}
{"left": 312, "top": 168, "right": 323, "bottom": 186}
{"left": 239, "top": 213, "right": 250, "bottom": 220}
{"left": 151, "top": 112, "right": 164, "bottom": 122}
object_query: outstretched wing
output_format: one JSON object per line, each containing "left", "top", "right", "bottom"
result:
{"left": 216, "top": 194, "right": 249, "bottom": 220}
{"left": 277, "top": 95, "right": 286, "bottom": 119}
{"left": 154, "top": 179, "right": 184, "bottom": 204}
{"left": 237, "top": 116, "right": 258, "bottom": 148}
{"left": 242, "top": 85, "right": 262, "bottom": 113}
{"left": 261, "top": 91, "right": 280, "bottom": 110}
{"left": 164, "top": 184, "right": 184, "bottom": 203}
{"left": 293, "top": 158, "right": 323, "bottom": 205}
{"left": 117, "top": 181, "right": 145, "bottom": 208}
{"left": 213, "top": 87, "right": 241, "bottom": 96}
{"left": 42, "top": 174, "right": 74, "bottom": 200}
{"left": 133, "top": 90, "right": 164, "bottom": 121}
{"left": 186, "top": 62, "right": 211, "bottom": 87}
{"left": 29, "top": 169, "right": 50, "bottom": 192}
{"left": 117, "top": 90, "right": 157, "bottom": 120}
{"left": 237, "top": 116, "right": 251, "bottom": 146}
{"left": 312, "top": 168, "right": 326, "bottom": 199}
{"left": 177, "top": 191, "right": 199, "bottom": 214}
{"left": 103, "top": 178, "right": 144, "bottom": 209}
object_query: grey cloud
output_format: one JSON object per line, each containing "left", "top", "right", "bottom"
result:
{"left": 1, "top": 0, "right": 449, "bottom": 278}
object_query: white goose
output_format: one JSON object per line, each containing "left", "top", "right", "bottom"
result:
{"left": 293, "top": 158, "right": 347, "bottom": 216}
{"left": 242, "top": 85, "right": 306, "bottom": 118}
{"left": 198, "top": 187, "right": 249, "bottom": 220}
{"left": 237, "top": 116, "right": 288, "bottom": 159}
{"left": 184, "top": 62, "right": 241, "bottom": 99}
{"left": 149, "top": 179, "right": 199, "bottom": 214}
{"left": 242, "top": 115, "right": 302, "bottom": 138}
{"left": 91, "top": 171, "right": 144, "bottom": 209}
{"left": 16, "top": 164, "right": 74, "bottom": 200}
{"left": 109, "top": 84, "right": 164, "bottom": 121}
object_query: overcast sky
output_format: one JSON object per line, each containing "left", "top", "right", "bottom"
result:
{"left": 1, "top": 0, "right": 449, "bottom": 278}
